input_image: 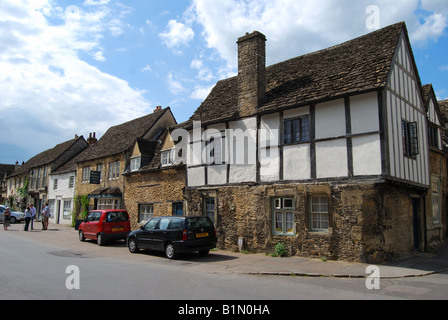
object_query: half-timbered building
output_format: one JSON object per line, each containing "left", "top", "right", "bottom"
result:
{"left": 177, "top": 22, "right": 442, "bottom": 262}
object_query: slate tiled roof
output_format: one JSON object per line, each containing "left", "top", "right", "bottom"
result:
{"left": 187, "top": 22, "right": 407, "bottom": 127}
{"left": 76, "top": 108, "right": 170, "bottom": 163}
{"left": 8, "top": 136, "right": 86, "bottom": 178}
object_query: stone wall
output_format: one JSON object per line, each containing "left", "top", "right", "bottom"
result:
{"left": 124, "top": 167, "right": 186, "bottom": 230}
{"left": 425, "top": 149, "right": 447, "bottom": 248}
{"left": 185, "top": 181, "right": 424, "bottom": 263}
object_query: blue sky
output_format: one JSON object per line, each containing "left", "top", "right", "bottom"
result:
{"left": 0, "top": 0, "right": 447, "bottom": 164}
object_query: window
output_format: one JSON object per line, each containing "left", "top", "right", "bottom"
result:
{"left": 431, "top": 175, "right": 441, "bottom": 224}
{"left": 205, "top": 136, "right": 224, "bottom": 165}
{"left": 172, "top": 202, "right": 184, "bottom": 216}
{"left": 108, "top": 161, "right": 120, "bottom": 180}
{"left": 428, "top": 125, "right": 439, "bottom": 149}
{"left": 272, "top": 198, "right": 295, "bottom": 235}
{"left": 130, "top": 157, "right": 141, "bottom": 172}
{"left": 82, "top": 167, "right": 91, "bottom": 183}
{"left": 63, "top": 201, "right": 72, "bottom": 219}
{"left": 97, "top": 198, "right": 120, "bottom": 210}
{"left": 402, "top": 120, "right": 419, "bottom": 157}
{"left": 204, "top": 197, "right": 216, "bottom": 224}
{"left": 161, "top": 149, "right": 175, "bottom": 167}
{"left": 139, "top": 204, "right": 153, "bottom": 223}
{"left": 311, "top": 196, "right": 329, "bottom": 232}
{"left": 284, "top": 116, "right": 310, "bottom": 145}
{"left": 97, "top": 164, "right": 103, "bottom": 181}
{"left": 53, "top": 179, "right": 58, "bottom": 190}
{"left": 69, "top": 176, "right": 75, "bottom": 189}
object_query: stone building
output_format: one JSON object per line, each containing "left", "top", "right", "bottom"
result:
{"left": 175, "top": 22, "right": 444, "bottom": 263}
{"left": 6, "top": 136, "right": 88, "bottom": 213}
{"left": 74, "top": 107, "right": 176, "bottom": 211}
{"left": 124, "top": 129, "right": 186, "bottom": 230}
{"left": 422, "top": 84, "right": 447, "bottom": 248}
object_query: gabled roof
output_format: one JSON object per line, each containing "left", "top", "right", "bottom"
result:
{"left": 187, "top": 22, "right": 407, "bottom": 127}
{"left": 76, "top": 108, "right": 171, "bottom": 163}
{"left": 439, "top": 100, "right": 448, "bottom": 125}
{"left": 8, "top": 136, "right": 87, "bottom": 178}
{"left": 422, "top": 84, "right": 445, "bottom": 126}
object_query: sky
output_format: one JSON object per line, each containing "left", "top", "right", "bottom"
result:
{"left": 0, "top": 0, "right": 447, "bottom": 164}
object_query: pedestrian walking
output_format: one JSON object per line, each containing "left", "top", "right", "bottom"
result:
{"left": 3, "top": 207, "right": 11, "bottom": 230}
{"left": 41, "top": 203, "right": 50, "bottom": 230}
{"left": 24, "top": 206, "right": 32, "bottom": 231}
{"left": 30, "top": 204, "right": 36, "bottom": 230}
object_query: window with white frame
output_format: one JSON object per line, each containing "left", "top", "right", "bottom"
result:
{"left": 204, "top": 197, "right": 216, "bottom": 224}
{"left": 63, "top": 201, "right": 72, "bottom": 219}
{"left": 139, "top": 204, "right": 153, "bottom": 223}
{"left": 272, "top": 198, "right": 295, "bottom": 235}
{"left": 53, "top": 179, "right": 58, "bottom": 190}
{"left": 98, "top": 198, "right": 120, "bottom": 210}
{"left": 161, "top": 149, "right": 175, "bottom": 167}
{"left": 97, "top": 164, "right": 103, "bottom": 181}
{"left": 311, "top": 196, "right": 329, "bottom": 232}
{"left": 108, "top": 161, "right": 120, "bottom": 180}
{"left": 130, "top": 157, "right": 141, "bottom": 172}
{"left": 82, "top": 167, "right": 91, "bottom": 183}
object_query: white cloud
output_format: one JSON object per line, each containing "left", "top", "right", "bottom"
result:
{"left": 0, "top": 0, "right": 150, "bottom": 160}
{"left": 167, "top": 72, "right": 187, "bottom": 95}
{"left": 190, "top": 58, "right": 214, "bottom": 81}
{"left": 191, "top": 84, "right": 215, "bottom": 100}
{"left": 159, "top": 19, "right": 195, "bottom": 52}
{"left": 189, "top": 0, "right": 448, "bottom": 69}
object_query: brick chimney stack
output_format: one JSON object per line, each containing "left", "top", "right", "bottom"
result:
{"left": 237, "top": 31, "right": 267, "bottom": 117}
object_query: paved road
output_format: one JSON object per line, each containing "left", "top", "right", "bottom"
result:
{"left": 1, "top": 223, "right": 447, "bottom": 302}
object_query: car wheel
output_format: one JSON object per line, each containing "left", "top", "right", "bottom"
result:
{"left": 165, "top": 243, "right": 177, "bottom": 259}
{"left": 79, "top": 231, "right": 85, "bottom": 242}
{"left": 10, "top": 217, "right": 17, "bottom": 224}
{"left": 128, "top": 238, "right": 139, "bottom": 253}
{"left": 97, "top": 233, "right": 104, "bottom": 246}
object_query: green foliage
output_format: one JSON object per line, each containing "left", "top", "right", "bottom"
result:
{"left": 273, "top": 242, "right": 288, "bottom": 257}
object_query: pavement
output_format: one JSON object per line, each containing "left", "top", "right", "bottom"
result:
{"left": 6, "top": 221, "right": 448, "bottom": 279}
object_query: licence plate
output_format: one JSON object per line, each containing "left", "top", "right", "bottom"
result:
{"left": 112, "top": 227, "right": 123, "bottom": 232}
{"left": 196, "top": 233, "right": 208, "bottom": 238}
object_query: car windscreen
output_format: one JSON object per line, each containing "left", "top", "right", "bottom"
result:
{"left": 186, "top": 217, "right": 214, "bottom": 229}
{"left": 105, "top": 211, "right": 128, "bottom": 222}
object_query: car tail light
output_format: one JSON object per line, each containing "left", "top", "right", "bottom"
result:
{"left": 182, "top": 229, "right": 187, "bottom": 241}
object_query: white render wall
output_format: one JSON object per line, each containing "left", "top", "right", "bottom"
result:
{"left": 48, "top": 171, "right": 76, "bottom": 225}
{"left": 385, "top": 32, "right": 430, "bottom": 187}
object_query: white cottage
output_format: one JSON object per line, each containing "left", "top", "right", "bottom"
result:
{"left": 177, "top": 22, "right": 444, "bottom": 263}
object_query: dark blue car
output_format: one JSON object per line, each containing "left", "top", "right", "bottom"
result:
{"left": 127, "top": 216, "right": 217, "bottom": 259}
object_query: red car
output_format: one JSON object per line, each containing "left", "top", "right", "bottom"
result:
{"left": 79, "top": 210, "right": 131, "bottom": 246}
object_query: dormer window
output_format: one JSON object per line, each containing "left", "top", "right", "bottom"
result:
{"left": 130, "top": 157, "right": 141, "bottom": 172}
{"left": 161, "top": 149, "right": 175, "bottom": 167}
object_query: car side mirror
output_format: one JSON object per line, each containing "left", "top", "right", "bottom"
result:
{"left": 140, "top": 226, "right": 145, "bottom": 230}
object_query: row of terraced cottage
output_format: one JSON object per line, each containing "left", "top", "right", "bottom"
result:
{"left": 4, "top": 22, "right": 448, "bottom": 263}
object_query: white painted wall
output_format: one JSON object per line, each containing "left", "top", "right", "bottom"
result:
{"left": 385, "top": 32, "right": 429, "bottom": 187}
{"left": 48, "top": 171, "right": 76, "bottom": 225}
